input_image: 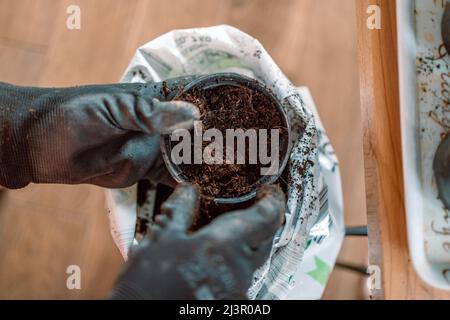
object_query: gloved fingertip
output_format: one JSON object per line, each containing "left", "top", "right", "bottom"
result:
{"left": 170, "top": 182, "right": 200, "bottom": 206}
{"left": 160, "top": 182, "right": 200, "bottom": 233}
{"left": 152, "top": 98, "right": 200, "bottom": 134}
{"left": 255, "top": 184, "right": 286, "bottom": 227}
{"left": 154, "top": 214, "right": 170, "bottom": 226}
{"left": 256, "top": 184, "right": 285, "bottom": 202}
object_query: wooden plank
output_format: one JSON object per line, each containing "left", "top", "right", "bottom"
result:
{"left": 0, "top": 0, "right": 61, "bottom": 85}
{"left": 355, "top": 0, "right": 450, "bottom": 299}
{"left": 0, "top": 185, "right": 123, "bottom": 299}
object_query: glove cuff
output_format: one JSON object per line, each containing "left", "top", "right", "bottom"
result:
{"left": 0, "top": 83, "right": 72, "bottom": 188}
{"left": 0, "top": 83, "right": 36, "bottom": 188}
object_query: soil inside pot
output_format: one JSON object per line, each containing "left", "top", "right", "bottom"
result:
{"left": 174, "top": 84, "right": 288, "bottom": 198}
{"left": 168, "top": 83, "right": 288, "bottom": 229}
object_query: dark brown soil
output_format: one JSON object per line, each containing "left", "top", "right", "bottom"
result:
{"left": 174, "top": 84, "right": 288, "bottom": 200}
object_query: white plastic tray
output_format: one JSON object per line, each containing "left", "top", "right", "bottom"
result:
{"left": 397, "top": 0, "right": 450, "bottom": 290}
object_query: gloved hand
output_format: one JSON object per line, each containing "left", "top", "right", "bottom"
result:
{"left": 434, "top": 134, "right": 450, "bottom": 210}
{"left": 110, "top": 183, "right": 286, "bottom": 300}
{"left": 0, "top": 77, "right": 199, "bottom": 189}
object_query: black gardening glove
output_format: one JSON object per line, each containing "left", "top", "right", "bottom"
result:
{"left": 0, "top": 77, "right": 199, "bottom": 189}
{"left": 110, "top": 183, "right": 286, "bottom": 300}
{"left": 434, "top": 135, "right": 450, "bottom": 210}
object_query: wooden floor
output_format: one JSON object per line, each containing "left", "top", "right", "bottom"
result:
{"left": 0, "top": 0, "right": 366, "bottom": 299}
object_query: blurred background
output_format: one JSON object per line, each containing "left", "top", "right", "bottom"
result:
{"left": 0, "top": 0, "right": 367, "bottom": 299}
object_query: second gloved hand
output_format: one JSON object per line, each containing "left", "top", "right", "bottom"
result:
{"left": 0, "top": 78, "right": 199, "bottom": 189}
{"left": 111, "top": 183, "right": 286, "bottom": 300}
